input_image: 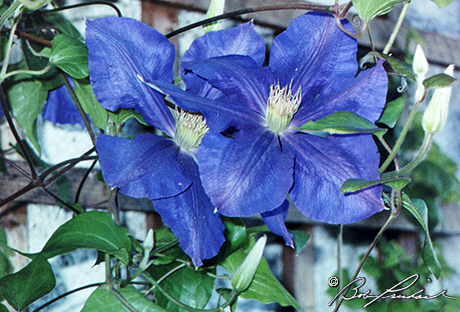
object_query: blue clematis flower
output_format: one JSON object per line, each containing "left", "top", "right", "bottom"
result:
{"left": 154, "top": 12, "right": 388, "bottom": 232}
{"left": 86, "top": 17, "right": 267, "bottom": 266}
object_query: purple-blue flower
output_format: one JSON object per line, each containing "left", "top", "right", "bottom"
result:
{"left": 86, "top": 17, "right": 270, "bottom": 266}
{"left": 155, "top": 12, "right": 388, "bottom": 230}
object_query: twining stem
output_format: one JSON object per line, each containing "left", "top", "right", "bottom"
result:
{"left": 3, "top": 64, "right": 53, "bottom": 80}
{"left": 61, "top": 74, "right": 97, "bottom": 145}
{"left": 0, "top": 18, "right": 19, "bottom": 82}
{"left": 26, "top": 1, "right": 123, "bottom": 18}
{"left": 165, "top": 3, "right": 350, "bottom": 38}
{"left": 382, "top": 1, "right": 411, "bottom": 55}
{"left": 0, "top": 1, "right": 21, "bottom": 29}
{"left": 379, "top": 97, "right": 424, "bottom": 173}
{"left": 336, "top": 224, "right": 343, "bottom": 309}
{"left": 393, "top": 132, "right": 433, "bottom": 176}
{"left": 110, "top": 288, "right": 139, "bottom": 312}
{"left": 332, "top": 190, "right": 401, "bottom": 311}
{"left": 19, "top": 0, "right": 49, "bottom": 10}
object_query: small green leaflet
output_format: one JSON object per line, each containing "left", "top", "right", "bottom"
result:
{"left": 41, "top": 211, "right": 132, "bottom": 265}
{"left": 431, "top": 0, "right": 456, "bottom": 8}
{"left": 73, "top": 78, "right": 108, "bottom": 130}
{"left": 423, "top": 73, "right": 457, "bottom": 89}
{"left": 82, "top": 285, "right": 168, "bottom": 312}
{"left": 378, "top": 97, "right": 404, "bottom": 128}
{"left": 370, "top": 51, "right": 417, "bottom": 81}
{"left": 50, "top": 34, "right": 89, "bottom": 79}
{"left": 352, "top": 0, "right": 407, "bottom": 21}
{"left": 401, "top": 195, "right": 441, "bottom": 278}
{"left": 342, "top": 176, "right": 410, "bottom": 193}
{"left": 296, "top": 111, "right": 386, "bottom": 136}
{"left": 0, "top": 255, "right": 55, "bottom": 310}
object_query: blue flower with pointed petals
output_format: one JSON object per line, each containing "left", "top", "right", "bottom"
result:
{"left": 156, "top": 12, "right": 388, "bottom": 227}
{"left": 86, "top": 17, "right": 267, "bottom": 266}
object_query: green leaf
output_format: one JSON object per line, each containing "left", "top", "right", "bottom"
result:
{"left": 430, "top": 0, "right": 456, "bottom": 8}
{"left": 8, "top": 79, "right": 48, "bottom": 153}
{"left": 222, "top": 217, "right": 249, "bottom": 256}
{"left": 55, "top": 175, "right": 71, "bottom": 209}
{"left": 370, "top": 51, "right": 417, "bottom": 81}
{"left": 43, "top": 12, "right": 83, "bottom": 40}
{"left": 341, "top": 176, "right": 410, "bottom": 193}
{"left": 378, "top": 97, "right": 404, "bottom": 128}
{"left": 423, "top": 73, "right": 457, "bottom": 89}
{"left": 221, "top": 243, "right": 300, "bottom": 309}
{"left": 82, "top": 285, "right": 168, "bottom": 312}
{"left": 0, "top": 254, "right": 55, "bottom": 310}
{"left": 290, "top": 230, "right": 310, "bottom": 254}
{"left": 41, "top": 211, "right": 131, "bottom": 264}
{"left": 50, "top": 34, "right": 89, "bottom": 79}
{"left": 401, "top": 195, "right": 441, "bottom": 278}
{"left": 73, "top": 78, "right": 108, "bottom": 130}
{"left": 0, "top": 303, "right": 8, "bottom": 312}
{"left": 352, "top": 0, "right": 407, "bottom": 21}
{"left": 296, "top": 111, "right": 386, "bottom": 136}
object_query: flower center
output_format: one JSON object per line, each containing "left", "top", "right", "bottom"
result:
{"left": 266, "top": 81, "right": 302, "bottom": 133}
{"left": 174, "top": 109, "right": 208, "bottom": 151}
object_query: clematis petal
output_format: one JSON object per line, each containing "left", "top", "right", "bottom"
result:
{"left": 153, "top": 154, "right": 225, "bottom": 267}
{"left": 95, "top": 133, "right": 191, "bottom": 200}
{"left": 86, "top": 17, "right": 175, "bottom": 136}
{"left": 182, "top": 21, "right": 266, "bottom": 96}
{"left": 152, "top": 80, "right": 263, "bottom": 132}
{"left": 261, "top": 200, "right": 293, "bottom": 247}
{"left": 42, "top": 79, "right": 85, "bottom": 127}
{"left": 183, "top": 55, "right": 273, "bottom": 115}
{"left": 291, "top": 60, "right": 388, "bottom": 127}
{"left": 198, "top": 129, "right": 294, "bottom": 217}
{"left": 286, "top": 133, "right": 384, "bottom": 224}
{"left": 269, "top": 12, "right": 357, "bottom": 105}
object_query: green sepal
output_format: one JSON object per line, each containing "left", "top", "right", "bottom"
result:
{"left": 341, "top": 176, "right": 410, "bottom": 193}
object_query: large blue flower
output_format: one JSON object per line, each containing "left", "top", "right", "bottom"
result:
{"left": 155, "top": 12, "right": 388, "bottom": 229}
{"left": 86, "top": 17, "right": 265, "bottom": 265}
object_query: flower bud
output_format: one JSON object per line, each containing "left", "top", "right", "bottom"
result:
{"left": 422, "top": 65, "right": 455, "bottom": 133}
{"left": 140, "top": 229, "right": 154, "bottom": 270}
{"left": 413, "top": 45, "right": 429, "bottom": 102}
{"left": 231, "top": 235, "right": 267, "bottom": 292}
{"left": 204, "top": 0, "right": 225, "bottom": 32}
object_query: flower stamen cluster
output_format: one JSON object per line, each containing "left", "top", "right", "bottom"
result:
{"left": 174, "top": 109, "right": 209, "bottom": 151}
{"left": 266, "top": 81, "right": 302, "bottom": 133}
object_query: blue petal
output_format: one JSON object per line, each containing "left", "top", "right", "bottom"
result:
{"left": 261, "top": 200, "right": 293, "bottom": 246}
{"left": 286, "top": 133, "right": 384, "bottom": 224}
{"left": 292, "top": 60, "right": 388, "bottom": 127}
{"left": 183, "top": 21, "right": 265, "bottom": 66}
{"left": 95, "top": 133, "right": 191, "bottom": 200}
{"left": 182, "top": 21, "right": 266, "bottom": 95}
{"left": 42, "top": 79, "right": 85, "bottom": 127}
{"left": 153, "top": 154, "right": 225, "bottom": 267}
{"left": 153, "top": 80, "right": 263, "bottom": 133}
{"left": 269, "top": 12, "right": 358, "bottom": 105}
{"left": 86, "top": 17, "right": 175, "bottom": 136}
{"left": 183, "top": 55, "right": 273, "bottom": 116}
{"left": 197, "top": 129, "right": 294, "bottom": 217}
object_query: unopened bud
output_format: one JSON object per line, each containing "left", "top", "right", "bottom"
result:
{"left": 204, "top": 0, "right": 225, "bottom": 32}
{"left": 231, "top": 235, "right": 267, "bottom": 292}
{"left": 413, "top": 45, "right": 429, "bottom": 102}
{"left": 422, "top": 65, "right": 455, "bottom": 133}
{"left": 140, "top": 229, "right": 154, "bottom": 270}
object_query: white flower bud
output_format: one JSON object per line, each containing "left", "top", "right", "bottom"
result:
{"left": 422, "top": 65, "right": 455, "bottom": 133}
{"left": 204, "top": 0, "right": 225, "bottom": 32}
{"left": 231, "top": 235, "right": 267, "bottom": 292}
{"left": 413, "top": 45, "right": 429, "bottom": 102}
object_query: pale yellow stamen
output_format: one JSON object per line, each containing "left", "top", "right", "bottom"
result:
{"left": 174, "top": 109, "right": 208, "bottom": 151}
{"left": 266, "top": 81, "right": 302, "bottom": 133}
